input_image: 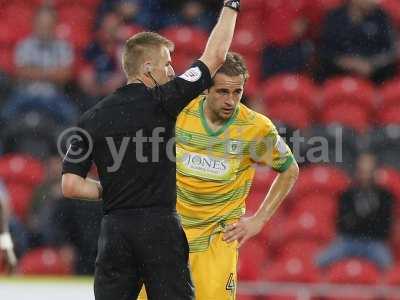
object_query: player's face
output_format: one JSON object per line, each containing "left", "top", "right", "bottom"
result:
{"left": 206, "top": 73, "right": 245, "bottom": 121}
{"left": 151, "top": 46, "right": 175, "bottom": 85}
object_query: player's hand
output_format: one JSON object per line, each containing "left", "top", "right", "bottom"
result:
{"left": 1, "top": 248, "right": 17, "bottom": 275}
{"left": 222, "top": 216, "right": 264, "bottom": 247}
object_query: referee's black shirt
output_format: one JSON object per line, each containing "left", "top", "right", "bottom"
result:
{"left": 62, "top": 61, "right": 212, "bottom": 214}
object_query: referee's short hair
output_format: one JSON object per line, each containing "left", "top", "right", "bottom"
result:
{"left": 215, "top": 52, "right": 249, "bottom": 81}
{"left": 122, "top": 32, "right": 175, "bottom": 78}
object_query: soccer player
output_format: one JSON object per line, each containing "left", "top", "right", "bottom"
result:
{"left": 61, "top": 1, "right": 240, "bottom": 299}
{"left": 176, "top": 52, "right": 299, "bottom": 299}
{"left": 0, "top": 185, "right": 17, "bottom": 274}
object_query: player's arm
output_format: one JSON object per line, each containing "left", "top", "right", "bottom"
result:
{"left": 224, "top": 161, "right": 299, "bottom": 247}
{"left": 61, "top": 174, "right": 102, "bottom": 201}
{"left": 199, "top": 0, "right": 240, "bottom": 76}
{"left": 0, "top": 194, "right": 17, "bottom": 274}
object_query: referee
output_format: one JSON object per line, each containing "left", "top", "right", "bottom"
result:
{"left": 61, "top": 1, "right": 240, "bottom": 299}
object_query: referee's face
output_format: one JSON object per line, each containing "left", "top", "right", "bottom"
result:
{"left": 151, "top": 46, "right": 175, "bottom": 85}
{"left": 206, "top": 73, "right": 245, "bottom": 121}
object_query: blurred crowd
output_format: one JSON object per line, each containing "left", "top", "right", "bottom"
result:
{"left": 0, "top": 0, "right": 399, "bottom": 289}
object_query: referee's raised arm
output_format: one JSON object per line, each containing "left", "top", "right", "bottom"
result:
{"left": 200, "top": 0, "right": 240, "bottom": 76}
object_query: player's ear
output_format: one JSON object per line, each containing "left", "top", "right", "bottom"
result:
{"left": 204, "top": 88, "right": 210, "bottom": 95}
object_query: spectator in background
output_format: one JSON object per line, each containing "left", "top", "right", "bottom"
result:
{"left": 98, "top": 0, "right": 151, "bottom": 29}
{"left": 317, "top": 152, "right": 394, "bottom": 270}
{"left": 1, "top": 6, "right": 78, "bottom": 125}
{"left": 318, "top": 0, "right": 397, "bottom": 84}
{"left": 26, "top": 155, "right": 63, "bottom": 248}
{"left": 261, "top": 0, "right": 314, "bottom": 78}
{"left": 164, "top": 0, "right": 213, "bottom": 31}
{"left": 78, "top": 13, "right": 125, "bottom": 110}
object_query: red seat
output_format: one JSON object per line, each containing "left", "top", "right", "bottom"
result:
{"left": 266, "top": 102, "right": 312, "bottom": 129}
{"left": 290, "top": 193, "right": 338, "bottom": 221}
{"left": 324, "top": 259, "right": 380, "bottom": 300}
{"left": 0, "top": 154, "right": 44, "bottom": 187}
{"left": 264, "top": 255, "right": 321, "bottom": 283}
{"left": 161, "top": 26, "right": 208, "bottom": 56}
{"left": 56, "top": 22, "right": 91, "bottom": 50}
{"left": 172, "top": 51, "right": 197, "bottom": 74}
{"left": 58, "top": 5, "right": 94, "bottom": 26}
{"left": 278, "top": 238, "right": 323, "bottom": 262}
{"left": 3, "top": 4, "right": 33, "bottom": 45}
{"left": 321, "top": 77, "right": 376, "bottom": 114}
{"left": 238, "top": 239, "right": 268, "bottom": 281}
{"left": 18, "top": 247, "right": 72, "bottom": 275}
{"left": 326, "top": 259, "right": 380, "bottom": 284}
{"left": 262, "top": 74, "right": 319, "bottom": 110}
{"left": 320, "top": 103, "right": 371, "bottom": 133}
{"left": 240, "top": 0, "right": 264, "bottom": 12}
{"left": 385, "top": 264, "right": 400, "bottom": 285}
{"left": 279, "top": 208, "right": 335, "bottom": 245}
{"left": 377, "top": 106, "right": 400, "bottom": 126}
{"left": 251, "top": 167, "right": 277, "bottom": 194}
{"left": 231, "top": 27, "right": 264, "bottom": 56}
{"left": 378, "top": 77, "right": 400, "bottom": 110}
{"left": 5, "top": 182, "right": 33, "bottom": 221}
{"left": 0, "top": 46, "right": 14, "bottom": 74}
{"left": 293, "top": 164, "right": 351, "bottom": 199}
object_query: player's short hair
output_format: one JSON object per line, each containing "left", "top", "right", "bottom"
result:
{"left": 122, "top": 32, "right": 174, "bottom": 78}
{"left": 215, "top": 52, "right": 249, "bottom": 81}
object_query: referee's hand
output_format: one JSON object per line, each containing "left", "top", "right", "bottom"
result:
{"left": 222, "top": 216, "right": 264, "bottom": 247}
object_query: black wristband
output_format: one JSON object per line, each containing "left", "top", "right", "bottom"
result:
{"left": 224, "top": 0, "right": 240, "bottom": 12}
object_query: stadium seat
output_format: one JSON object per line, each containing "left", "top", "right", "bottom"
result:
{"left": 0, "top": 154, "right": 44, "bottom": 187}
{"left": 321, "top": 77, "right": 376, "bottom": 114}
{"left": 324, "top": 259, "right": 380, "bottom": 300}
{"left": 18, "top": 247, "right": 72, "bottom": 275}
{"left": 266, "top": 102, "right": 312, "bottom": 129}
{"left": 262, "top": 74, "right": 319, "bottom": 111}
{"left": 278, "top": 238, "right": 323, "bottom": 262}
{"left": 160, "top": 26, "right": 208, "bottom": 56}
{"left": 378, "top": 77, "right": 400, "bottom": 110}
{"left": 172, "top": 51, "right": 197, "bottom": 74}
{"left": 240, "top": 0, "right": 264, "bottom": 12}
{"left": 264, "top": 255, "right": 321, "bottom": 283}
{"left": 4, "top": 182, "right": 33, "bottom": 221}
{"left": 290, "top": 193, "right": 338, "bottom": 221}
{"left": 231, "top": 27, "right": 264, "bottom": 56}
{"left": 385, "top": 264, "right": 400, "bottom": 285}
{"left": 237, "top": 295, "right": 258, "bottom": 300}
{"left": 326, "top": 259, "right": 380, "bottom": 284}
{"left": 0, "top": 46, "right": 14, "bottom": 74}
{"left": 251, "top": 167, "right": 277, "bottom": 194}
{"left": 2, "top": 4, "right": 33, "bottom": 46}
{"left": 238, "top": 239, "right": 268, "bottom": 281}
{"left": 377, "top": 106, "right": 400, "bottom": 126}
{"left": 278, "top": 208, "right": 335, "bottom": 245}
{"left": 293, "top": 164, "right": 351, "bottom": 199}
{"left": 320, "top": 103, "right": 371, "bottom": 133}
{"left": 56, "top": 22, "right": 91, "bottom": 50}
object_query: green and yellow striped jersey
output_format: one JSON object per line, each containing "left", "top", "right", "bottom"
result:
{"left": 176, "top": 96, "right": 294, "bottom": 252}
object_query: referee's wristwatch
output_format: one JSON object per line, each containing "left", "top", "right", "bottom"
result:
{"left": 224, "top": 0, "right": 240, "bottom": 12}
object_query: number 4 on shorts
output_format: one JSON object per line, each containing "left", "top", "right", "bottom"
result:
{"left": 225, "top": 273, "right": 236, "bottom": 293}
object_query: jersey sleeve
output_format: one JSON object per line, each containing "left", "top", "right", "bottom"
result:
{"left": 156, "top": 60, "right": 212, "bottom": 118}
{"left": 252, "top": 118, "right": 294, "bottom": 172}
{"left": 61, "top": 119, "right": 94, "bottom": 178}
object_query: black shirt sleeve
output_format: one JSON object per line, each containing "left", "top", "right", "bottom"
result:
{"left": 155, "top": 60, "right": 212, "bottom": 118}
{"left": 61, "top": 119, "right": 94, "bottom": 178}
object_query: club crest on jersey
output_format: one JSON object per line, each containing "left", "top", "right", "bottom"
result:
{"left": 179, "top": 67, "right": 202, "bottom": 82}
{"left": 227, "top": 140, "right": 241, "bottom": 154}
